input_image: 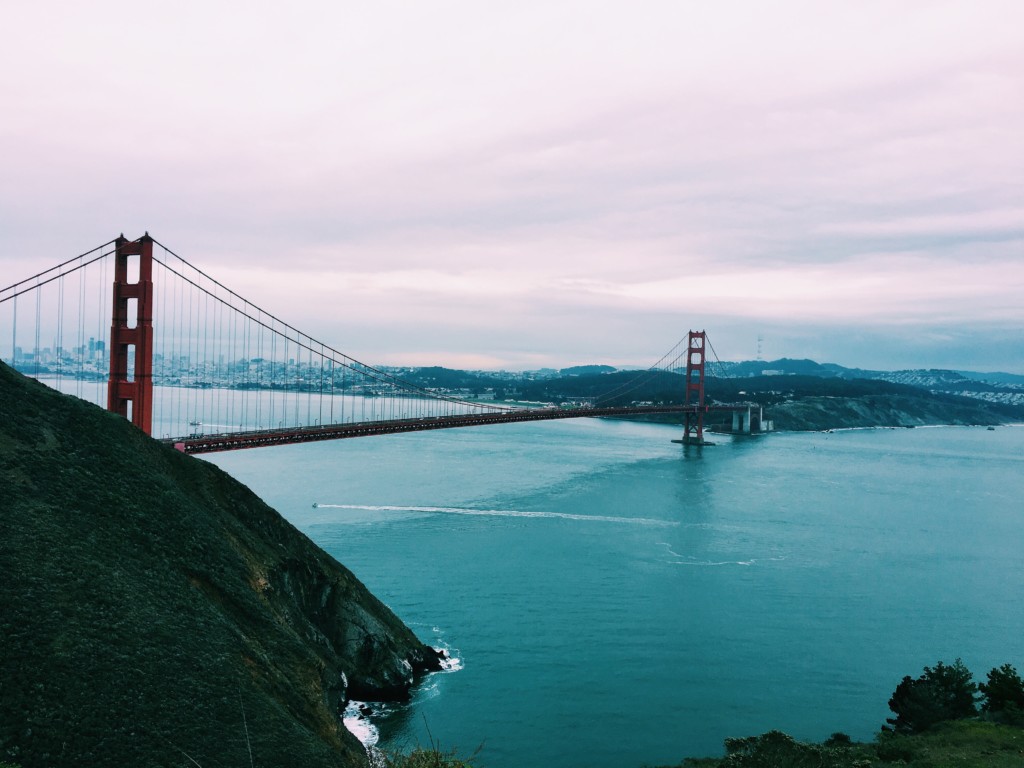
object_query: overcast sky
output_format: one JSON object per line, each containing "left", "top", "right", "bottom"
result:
{"left": 2, "top": 1, "right": 1022, "bottom": 372}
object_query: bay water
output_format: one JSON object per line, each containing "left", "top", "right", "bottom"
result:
{"left": 204, "top": 418, "right": 1024, "bottom": 768}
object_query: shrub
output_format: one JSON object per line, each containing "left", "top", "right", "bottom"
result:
{"left": 886, "top": 658, "right": 978, "bottom": 734}
{"left": 979, "top": 663, "right": 1024, "bottom": 723}
{"left": 874, "top": 732, "right": 919, "bottom": 763}
{"left": 824, "top": 732, "right": 853, "bottom": 747}
{"left": 721, "top": 730, "right": 855, "bottom": 767}
{"left": 382, "top": 746, "right": 478, "bottom": 768}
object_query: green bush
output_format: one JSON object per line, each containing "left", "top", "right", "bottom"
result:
{"left": 875, "top": 731, "right": 920, "bottom": 763}
{"left": 383, "top": 745, "right": 479, "bottom": 768}
{"left": 721, "top": 730, "right": 856, "bottom": 767}
{"left": 886, "top": 659, "right": 978, "bottom": 734}
{"left": 979, "top": 663, "right": 1024, "bottom": 722}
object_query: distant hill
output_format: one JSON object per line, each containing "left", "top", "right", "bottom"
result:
{"left": 703, "top": 374, "right": 1022, "bottom": 430}
{"left": 0, "top": 362, "right": 443, "bottom": 768}
{"left": 518, "top": 369, "right": 683, "bottom": 405}
{"left": 512, "top": 369, "right": 1023, "bottom": 429}
{"left": 376, "top": 355, "right": 1024, "bottom": 429}
{"left": 711, "top": 359, "right": 1024, "bottom": 412}
{"left": 559, "top": 364, "right": 616, "bottom": 376}
{"left": 391, "top": 359, "right": 1024, "bottom": 415}
{"left": 957, "top": 370, "right": 1024, "bottom": 386}
{"left": 713, "top": 358, "right": 857, "bottom": 378}
{"left": 397, "top": 365, "right": 496, "bottom": 391}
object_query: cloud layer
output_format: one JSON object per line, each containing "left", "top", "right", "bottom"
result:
{"left": 2, "top": 1, "right": 1022, "bottom": 371}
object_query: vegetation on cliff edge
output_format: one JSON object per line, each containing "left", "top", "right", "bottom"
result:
{"left": 671, "top": 658, "right": 1024, "bottom": 768}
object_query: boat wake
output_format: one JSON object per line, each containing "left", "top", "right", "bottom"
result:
{"left": 314, "top": 503, "right": 678, "bottom": 527}
{"left": 657, "top": 542, "right": 787, "bottom": 567}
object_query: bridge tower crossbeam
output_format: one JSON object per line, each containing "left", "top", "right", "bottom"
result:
{"left": 107, "top": 234, "right": 155, "bottom": 435}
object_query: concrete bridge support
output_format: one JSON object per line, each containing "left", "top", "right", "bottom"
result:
{"left": 731, "top": 405, "right": 771, "bottom": 434}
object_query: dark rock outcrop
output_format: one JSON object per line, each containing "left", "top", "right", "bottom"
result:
{"left": 0, "top": 362, "right": 441, "bottom": 768}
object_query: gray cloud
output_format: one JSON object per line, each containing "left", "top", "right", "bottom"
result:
{"left": 2, "top": 1, "right": 1023, "bottom": 371}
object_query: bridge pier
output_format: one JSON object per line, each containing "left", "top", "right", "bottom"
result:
{"left": 728, "top": 405, "right": 773, "bottom": 435}
{"left": 731, "top": 410, "right": 744, "bottom": 433}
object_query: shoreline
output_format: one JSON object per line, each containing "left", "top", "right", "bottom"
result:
{"left": 344, "top": 645, "right": 464, "bottom": 756}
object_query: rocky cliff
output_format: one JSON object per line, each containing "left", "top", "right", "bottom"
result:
{"left": 762, "top": 393, "right": 1008, "bottom": 431}
{"left": 0, "top": 362, "right": 443, "bottom": 767}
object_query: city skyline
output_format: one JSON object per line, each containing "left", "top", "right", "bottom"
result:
{"left": 2, "top": 2, "right": 1022, "bottom": 373}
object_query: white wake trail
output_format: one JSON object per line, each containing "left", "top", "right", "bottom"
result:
{"left": 315, "top": 503, "right": 677, "bottom": 527}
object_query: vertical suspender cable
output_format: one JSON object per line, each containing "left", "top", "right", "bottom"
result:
{"left": 159, "top": 256, "right": 169, "bottom": 435}
{"left": 56, "top": 272, "right": 64, "bottom": 389}
{"left": 301, "top": 335, "right": 308, "bottom": 427}
{"left": 9, "top": 294, "right": 16, "bottom": 368}
{"left": 282, "top": 331, "right": 290, "bottom": 426}
{"left": 342, "top": 359, "right": 347, "bottom": 423}
{"left": 253, "top": 311, "right": 259, "bottom": 428}
{"left": 294, "top": 332, "right": 300, "bottom": 426}
{"left": 208, "top": 281, "right": 215, "bottom": 431}
{"left": 342, "top": 358, "right": 350, "bottom": 423}
{"left": 239, "top": 302, "right": 244, "bottom": 429}
{"left": 213, "top": 282, "right": 221, "bottom": 431}
{"left": 240, "top": 303, "right": 248, "bottom": 429}
{"left": 174, "top": 265, "right": 182, "bottom": 434}
{"left": 225, "top": 293, "right": 232, "bottom": 430}
{"left": 186, "top": 278, "right": 193, "bottom": 427}
{"left": 76, "top": 263, "right": 85, "bottom": 397}
{"left": 270, "top": 324, "right": 276, "bottom": 428}
{"left": 224, "top": 290, "right": 232, "bottom": 430}
{"left": 97, "top": 253, "right": 106, "bottom": 406}
{"left": 202, "top": 274, "right": 209, "bottom": 428}
{"left": 34, "top": 282, "right": 41, "bottom": 377}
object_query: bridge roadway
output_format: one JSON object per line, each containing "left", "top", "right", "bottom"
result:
{"left": 164, "top": 403, "right": 712, "bottom": 454}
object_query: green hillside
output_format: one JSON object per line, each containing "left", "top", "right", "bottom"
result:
{"left": 0, "top": 362, "right": 443, "bottom": 767}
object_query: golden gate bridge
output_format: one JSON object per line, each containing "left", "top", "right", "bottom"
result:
{"left": 1, "top": 234, "right": 748, "bottom": 453}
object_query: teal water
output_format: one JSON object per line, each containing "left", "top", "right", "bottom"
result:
{"left": 207, "top": 420, "right": 1024, "bottom": 767}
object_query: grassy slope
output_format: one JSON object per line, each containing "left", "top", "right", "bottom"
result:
{"left": 0, "top": 363, "right": 439, "bottom": 768}
{"left": 674, "top": 721, "right": 1024, "bottom": 767}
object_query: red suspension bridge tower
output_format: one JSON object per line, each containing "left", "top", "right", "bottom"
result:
{"left": 681, "top": 329, "right": 707, "bottom": 445}
{"left": 107, "top": 234, "right": 155, "bottom": 435}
